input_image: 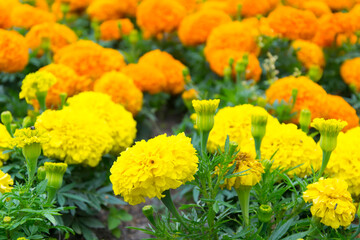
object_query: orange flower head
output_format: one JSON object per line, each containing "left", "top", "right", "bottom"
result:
{"left": 227, "top": 0, "right": 279, "bottom": 17}
{"left": 0, "top": 0, "right": 19, "bottom": 29}
{"left": 94, "top": 71, "right": 143, "bottom": 115}
{"left": 100, "top": 18, "right": 134, "bottom": 41}
{"left": 267, "top": 6, "right": 317, "bottom": 40}
{"left": 292, "top": 40, "right": 325, "bottom": 69}
{"left": 138, "top": 50, "right": 186, "bottom": 95}
{"left": 302, "top": 1, "right": 331, "bottom": 18}
{"left": 87, "top": 0, "right": 138, "bottom": 21}
{"left": 11, "top": 4, "right": 56, "bottom": 29}
{"left": 178, "top": 9, "right": 231, "bottom": 46}
{"left": 122, "top": 63, "right": 166, "bottom": 95}
{"left": 0, "top": 29, "right": 29, "bottom": 73}
{"left": 136, "top": 0, "right": 186, "bottom": 38}
{"left": 341, "top": 57, "right": 360, "bottom": 92}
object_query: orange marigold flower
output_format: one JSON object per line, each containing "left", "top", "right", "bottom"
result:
{"left": 267, "top": 6, "right": 317, "bottom": 40}
{"left": 25, "top": 22, "right": 78, "bottom": 54}
{"left": 0, "top": 29, "right": 29, "bottom": 73}
{"left": 204, "top": 21, "right": 260, "bottom": 60}
{"left": 100, "top": 18, "right": 134, "bottom": 41}
{"left": 199, "top": 1, "right": 230, "bottom": 14}
{"left": 178, "top": 9, "right": 231, "bottom": 46}
{"left": 54, "top": 40, "right": 126, "bottom": 80}
{"left": 94, "top": 71, "right": 143, "bottom": 115}
{"left": 266, "top": 76, "right": 328, "bottom": 122}
{"left": 11, "top": 4, "right": 56, "bottom": 29}
{"left": 336, "top": 33, "right": 358, "bottom": 46}
{"left": 122, "top": 63, "right": 166, "bottom": 94}
{"left": 136, "top": 0, "right": 186, "bottom": 38}
{"left": 174, "top": 0, "right": 198, "bottom": 12}
{"left": 206, "top": 49, "right": 262, "bottom": 82}
{"left": 227, "top": 0, "right": 279, "bottom": 17}
{"left": 322, "top": 0, "right": 355, "bottom": 10}
{"left": 340, "top": 57, "right": 360, "bottom": 92}
{"left": 302, "top": 1, "right": 331, "bottom": 18}
{"left": 87, "top": 0, "right": 138, "bottom": 21}
{"left": 292, "top": 40, "right": 325, "bottom": 69}
{"left": 138, "top": 50, "right": 186, "bottom": 95}
{"left": 0, "top": 0, "right": 19, "bottom": 29}
{"left": 324, "top": 94, "right": 359, "bottom": 132}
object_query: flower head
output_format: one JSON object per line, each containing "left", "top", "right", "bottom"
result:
{"left": 12, "top": 127, "right": 49, "bottom": 148}
{"left": 192, "top": 99, "right": 220, "bottom": 133}
{"left": 11, "top": 4, "right": 56, "bottom": 29}
{"left": 303, "top": 178, "right": 356, "bottom": 229}
{"left": 87, "top": 0, "right": 138, "bottom": 21}
{"left": 44, "top": 162, "right": 67, "bottom": 189}
{"left": 0, "top": 124, "right": 12, "bottom": 164}
{"left": 341, "top": 57, "right": 360, "bottom": 92}
{"left": 100, "top": 18, "right": 134, "bottom": 41}
{"left": 110, "top": 133, "right": 198, "bottom": 205}
{"left": 0, "top": 0, "right": 19, "bottom": 29}
{"left": 19, "top": 72, "right": 57, "bottom": 103}
{"left": 0, "top": 170, "right": 13, "bottom": 194}
{"left": 292, "top": 40, "right": 325, "bottom": 70}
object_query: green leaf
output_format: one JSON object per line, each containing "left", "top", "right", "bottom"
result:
{"left": 213, "top": 201, "right": 220, "bottom": 214}
{"left": 62, "top": 193, "right": 90, "bottom": 203}
{"left": 43, "top": 213, "right": 57, "bottom": 226}
{"left": 269, "top": 217, "right": 298, "bottom": 240}
{"left": 282, "top": 231, "right": 310, "bottom": 240}
{"left": 111, "top": 228, "right": 122, "bottom": 238}
{"left": 108, "top": 216, "right": 122, "bottom": 230}
{"left": 118, "top": 209, "right": 133, "bottom": 222}
{"left": 36, "top": 180, "right": 48, "bottom": 194}
{"left": 81, "top": 217, "right": 105, "bottom": 229}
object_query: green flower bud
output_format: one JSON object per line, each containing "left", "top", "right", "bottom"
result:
{"left": 235, "top": 61, "right": 245, "bottom": 74}
{"left": 142, "top": 205, "right": 157, "bottom": 227}
{"left": 307, "top": 65, "right": 323, "bottom": 82}
{"left": 251, "top": 112, "right": 268, "bottom": 140}
{"left": 299, "top": 109, "right": 311, "bottom": 134}
{"left": 1, "top": 111, "right": 13, "bottom": 126}
{"left": 22, "top": 116, "right": 33, "bottom": 128}
{"left": 224, "top": 66, "right": 232, "bottom": 80}
{"left": 45, "top": 162, "right": 67, "bottom": 190}
{"left": 192, "top": 99, "right": 220, "bottom": 133}
{"left": 229, "top": 141, "right": 239, "bottom": 156}
{"left": 242, "top": 54, "right": 249, "bottom": 67}
{"left": 258, "top": 204, "right": 273, "bottom": 223}
{"left": 228, "top": 57, "right": 234, "bottom": 67}
{"left": 3, "top": 216, "right": 11, "bottom": 223}
{"left": 129, "top": 29, "right": 139, "bottom": 45}
{"left": 37, "top": 166, "right": 46, "bottom": 181}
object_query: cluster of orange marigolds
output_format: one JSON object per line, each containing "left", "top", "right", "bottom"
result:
{"left": 1, "top": 0, "right": 360, "bottom": 236}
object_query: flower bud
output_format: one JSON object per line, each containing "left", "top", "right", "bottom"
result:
{"left": 129, "top": 29, "right": 139, "bottom": 45}
{"left": 251, "top": 112, "right": 268, "bottom": 140}
{"left": 299, "top": 109, "right": 311, "bottom": 134}
{"left": 307, "top": 65, "right": 323, "bottom": 82}
{"left": 22, "top": 116, "right": 33, "bottom": 128}
{"left": 257, "top": 97, "right": 267, "bottom": 108}
{"left": 223, "top": 66, "right": 232, "bottom": 82}
{"left": 228, "top": 57, "right": 234, "bottom": 67}
{"left": 37, "top": 166, "right": 46, "bottom": 181}
{"left": 182, "top": 67, "right": 191, "bottom": 83}
{"left": 258, "top": 204, "right": 273, "bottom": 223}
{"left": 142, "top": 205, "right": 157, "bottom": 227}
{"left": 291, "top": 88, "right": 298, "bottom": 104}
{"left": 3, "top": 216, "right": 11, "bottom": 223}
{"left": 235, "top": 61, "right": 245, "bottom": 75}
{"left": 182, "top": 89, "right": 199, "bottom": 110}
{"left": 45, "top": 162, "right": 67, "bottom": 190}
{"left": 229, "top": 141, "right": 239, "bottom": 156}
{"left": 192, "top": 99, "right": 220, "bottom": 133}
{"left": 1, "top": 111, "right": 13, "bottom": 126}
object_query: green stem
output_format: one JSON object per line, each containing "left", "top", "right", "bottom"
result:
{"left": 300, "top": 125, "right": 309, "bottom": 134}
{"left": 307, "top": 216, "right": 321, "bottom": 239}
{"left": 161, "top": 190, "right": 189, "bottom": 231}
{"left": 317, "top": 151, "right": 332, "bottom": 180}
{"left": 350, "top": 221, "right": 360, "bottom": 239}
{"left": 26, "top": 157, "right": 38, "bottom": 188}
{"left": 254, "top": 137, "right": 262, "bottom": 160}
{"left": 236, "top": 186, "right": 251, "bottom": 227}
{"left": 36, "top": 91, "right": 47, "bottom": 113}
{"left": 4, "top": 123, "right": 13, "bottom": 137}
{"left": 200, "top": 130, "right": 209, "bottom": 158}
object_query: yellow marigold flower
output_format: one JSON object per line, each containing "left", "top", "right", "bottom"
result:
{"left": 303, "top": 178, "right": 356, "bottom": 229}
{"left": 178, "top": 9, "right": 231, "bottom": 46}
{"left": 0, "top": 124, "right": 12, "bottom": 165}
{"left": 340, "top": 57, "right": 360, "bottom": 92}
{"left": 37, "top": 64, "right": 92, "bottom": 109}
{"left": 0, "top": 29, "right": 29, "bottom": 73}
{"left": 35, "top": 108, "right": 113, "bottom": 167}
{"left": 87, "top": 0, "right": 138, "bottom": 21}
{"left": 25, "top": 22, "right": 78, "bottom": 54}
{"left": 110, "top": 133, "right": 199, "bottom": 205}
{"left": 265, "top": 76, "right": 328, "bottom": 123}
{"left": 122, "top": 63, "right": 166, "bottom": 95}
{"left": 241, "top": 123, "right": 322, "bottom": 177}
{"left": 94, "top": 71, "right": 143, "bottom": 115}
{"left": 267, "top": 6, "right": 317, "bottom": 40}
{"left": 136, "top": 0, "right": 186, "bottom": 38}
{"left": 206, "top": 49, "right": 262, "bottom": 82}
{"left": 221, "top": 152, "right": 264, "bottom": 190}
{"left": 324, "top": 95, "right": 359, "bottom": 132}
{"left": 54, "top": 40, "right": 126, "bottom": 80}
{"left": 138, "top": 50, "right": 186, "bottom": 95}
{"left": 0, "top": 170, "right": 13, "bottom": 194}
{"left": 302, "top": 1, "right": 331, "bottom": 18}
{"left": 100, "top": 18, "right": 134, "bottom": 41}
{"left": 292, "top": 40, "right": 325, "bottom": 69}
{"left": 66, "top": 92, "right": 136, "bottom": 154}
{"left": 207, "top": 104, "right": 280, "bottom": 153}
{"left": 12, "top": 127, "right": 49, "bottom": 148}
{"left": 19, "top": 72, "right": 57, "bottom": 104}
{"left": 204, "top": 21, "right": 260, "bottom": 59}
{"left": 11, "top": 4, "right": 56, "bottom": 29}
{"left": 0, "top": 0, "right": 19, "bottom": 29}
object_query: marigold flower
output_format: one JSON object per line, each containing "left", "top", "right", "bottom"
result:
{"left": 265, "top": 76, "right": 328, "bottom": 122}
{"left": 292, "top": 40, "right": 325, "bottom": 69}
{"left": 0, "top": 0, "right": 19, "bottom": 29}
{"left": 122, "top": 63, "right": 166, "bottom": 95}
{"left": 12, "top": 127, "right": 49, "bottom": 149}
{"left": 178, "top": 9, "right": 231, "bottom": 46}
{"left": 35, "top": 108, "right": 113, "bottom": 167}
{"left": 94, "top": 72, "right": 143, "bottom": 115}
{"left": 0, "top": 124, "right": 11, "bottom": 165}
{"left": 136, "top": 0, "right": 186, "bottom": 38}
{"left": 25, "top": 22, "right": 78, "bottom": 54}
{"left": 199, "top": 1, "right": 229, "bottom": 14}
{"left": 206, "top": 49, "right": 262, "bottom": 82}
{"left": 0, "top": 170, "right": 13, "bottom": 194}
{"left": 302, "top": 1, "right": 331, "bottom": 18}
{"left": 303, "top": 178, "right": 356, "bottom": 229}
{"left": 267, "top": 6, "right": 317, "bottom": 40}
{"left": 340, "top": 57, "right": 360, "bottom": 92}
{"left": 54, "top": 40, "right": 126, "bottom": 80}
{"left": 138, "top": 50, "right": 186, "bottom": 95}
{"left": 227, "top": 0, "right": 279, "bottom": 17}
{"left": 67, "top": 92, "right": 136, "bottom": 154}
{"left": 110, "top": 133, "right": 198, "bottom": 205}
{"left": 324, "top": 95, "right": 359, "bottom": 132}
{"left": 11, "top": 4, "right": 56, "bottom": 29}
{"left": 204, "top": 21, "right": 260, "bottom": 59}
{"left": 100, "top": 18, "right": 134, "bottom": 41}
{"left": 0, "top": 29, "right": 29, "bottom": 73}
{"left": 88, "top": 0, "right": 138, "bottom": 21}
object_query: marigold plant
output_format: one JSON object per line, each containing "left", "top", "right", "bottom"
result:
{"left": 100, "top": 18, "right": 134, "bottom": 41}
{"left": 0, "top": 0, "right": 19, "bottom": 29}
{"left": 340, "top": 57, "right": 360, "bottom": 92}
{"left": 87, "top": 0, "right": 138, "bottom": 21}
{"left": 11, "top": 4, "right": 56, "bottom": 29}
{"left": 292, "top": 40, "right": 325, "bottom": 69}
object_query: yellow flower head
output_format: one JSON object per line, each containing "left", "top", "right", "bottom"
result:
{"left": 66, "top": 92, "right": 137, "bottom": 154}
{"left": 0, "top": 124, "right": 12, "bottom": 164}
{"left": 311, "top": 118, "right": 347, "bottom": 152}
{"left": 303, "top": 178, "right": 356, "bottom": 229}
{"left": 221, "top": 152, "right": 264, "bottom": 190}
{"left": 35, "top": 108, "right": 114, "bottom": 167}
{"left": 110, "top": 133, "right": 198, "bottom": 205}
{"left": 12, "top": 127, "right": 49, "bottom": 148}
{"left": 19, "top": 72, "right": 57, "bottom": 103}
{"left": 0, "top": 170, "right": 13, "bottom": 194}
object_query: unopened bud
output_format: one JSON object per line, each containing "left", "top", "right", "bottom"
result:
{"left": 299, "top": 109, "right": 311, "bottom": 134}
{"left": 1, "top": 111, "right": 13, "bottom": 126}
{"left": 258, "top": 204, "right": 273, "bottom": 223}
{"left": 37, "top": 166, "right": 46, "bottom": 181}
{"left": 45, "top": 162, "right": 67, "bottom": 190}
{"left": 308, "top": 65, "right": 323, "bottom": 82}
{"left": 192, "top": 99, "right": 220, "bottom": 133}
